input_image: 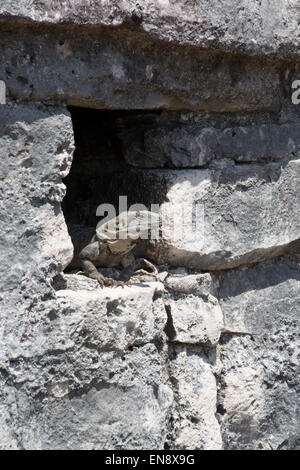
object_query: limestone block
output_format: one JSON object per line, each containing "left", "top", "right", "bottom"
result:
{"left": 217, "top": 258, "right": 300, "bottom": 449}
{"left": 165, "top": 273, "right": 213, "bottom": 297}
{"left": 121, "top": 123, "right": 300, "bottom": 168}
{"left": 1, "top": 1, "right": 300, "bottom": 59}
{"left": 166, "top": 294, "right": 223, "bottom": 346}
{"left": 0, "top": 101, "right": 74, "bottom": 292}
{"left": 0, "top": 280, "right": 173, "bottom": 450}
{"left": 0, "top": 27, "right": 281, "bottom": 112}
{"left": 55, "top": 282, "right": 166, "bottom": 351}
{"left": 138, "top": 160, "right": 300, "bottom": 270}
{"left": 0, "top": 345, "right": 173, "bottom": 450}
{"left": 168, "top": 345, "right": 222, "bottom": 450}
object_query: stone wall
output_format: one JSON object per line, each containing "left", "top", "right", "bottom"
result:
{"left": 0, "top": 1, "right": 299, "bottom": 450}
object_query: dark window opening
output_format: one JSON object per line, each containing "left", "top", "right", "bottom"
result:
{"left": 62, "top": 106, "right": 167, "bottom": 229}
{"left": 62, "top": 107, "right": 169, "bottom": 268}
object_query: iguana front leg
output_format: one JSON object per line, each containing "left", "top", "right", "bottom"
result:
{"left": 79, "top": 242, "right": 124, "bottom": 288}
{"left": 79, "top": 257, "right": 107, "bottom": 287}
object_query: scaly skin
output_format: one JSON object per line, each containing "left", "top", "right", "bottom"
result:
{"left": 75, "top": 210, "right": 160, "bottom": 287}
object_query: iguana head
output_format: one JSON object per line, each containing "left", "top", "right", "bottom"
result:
{"left": 96, "top": 210, "right": 160, "bottom": 241}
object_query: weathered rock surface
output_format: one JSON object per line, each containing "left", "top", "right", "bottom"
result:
{"left": 165, "top": 273, "right": 213, "bottom": 297}
{"left": 168, "top": 345, "right": 222, "bottom": 450}
{"left": 217, "top": 258, "right": 300, "bottom": 450}
{"left": 55, "top": 282, "right": 166, "bottom": 351}
{"left": 0, "top": 278, "right": 174, "bottom": 449}
{"left": 1, "top": 343, "right": 173, "bottom": 450}
{"left": 137, "top": 160, "right": 300, "bottom": 270}
{"left": 0, "top": 80, "right": 5, "bottom": 104}
{"left": 1, "top": 0, "right": 300, "bottom": 452}
{"left": 164, "top": 273, "right": 223, "bottom": 348}
{"left": 165, "top": 293, "right": 223, "bottom": 347}
{"left": 0, "top": 24, "right": 285, "bottom": 112}
{"left": 1, "top": 1, "right": 300, "bottom": 59}
{"left": 0, "top": 100, "right": 74, "bottom": 293}
{"left": 121, "top": 123, "right": 300, "bottom": 168}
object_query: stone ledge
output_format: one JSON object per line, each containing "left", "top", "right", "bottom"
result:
{"left": 1, "top": 1, "right": 300, "bottom": 59}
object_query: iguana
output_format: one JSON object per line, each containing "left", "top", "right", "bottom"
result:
{"left": 68, "top": 210, "right": 160, "bottom": 287}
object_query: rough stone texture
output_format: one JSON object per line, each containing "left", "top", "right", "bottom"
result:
{"left": 0, "top": 24, "right": 285, "bottom": 113}
{"left": 55, "top": 282, "right": 166, "bottom": 351}
{"left": 0, "top": 80, "right": 5, "bottom": 104}
{"left": 1, "top": 1, "right": 300, "bottom": 59}
{"left": 0, "top": 105, "right": 73, "bottom": 300}
{"left": 166, "top": 294, "right": 223, "bottom": 347}
{"left": 121, "top": 123, "right": 300, "bottom": 168}
{"left": 165, "top": 273, "right": 213, "bottom": 297}
{"left": 1, "top": 344, "right": 173, "bottom": 450}
{"left": 0, "top": 100, "right": 74, "bottom": 292}
{"left": 137, "top": 161, "right": 300, "bottom": 270}
{"left": 0, "top": 0, "right": 300, "bottom": 452}
{"left": 0, "top": 100, "right": 75, "bottom": 449}
{"left": 167, "top": 345, "right": 222, "bottom": 450}
{"left": 217, "top": 258, "right": 300, "bottom": 450}
{"left": 0, "top": 274, "right": 174, "bottom": 449}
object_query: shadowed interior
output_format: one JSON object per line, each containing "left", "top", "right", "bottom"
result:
{"left": 62, "top": 106, "right": 167, "bottom": 229}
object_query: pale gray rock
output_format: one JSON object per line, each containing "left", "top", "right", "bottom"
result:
{"left": 0, "top": 101, "right": 74, "bottom": 294}
{"left": 0, "top": 101, "right": 79, "bottom": 450}
{"left": 0, "top": 0, "right": 299, "bottom": 452}
{"left": 0, "top": 344, "right": 173, "bottom": 450}
{"left": 55, "top": 282, "right": 166, "bottom": 351}
{"left": 2, "top": 281, "right": 166, "bottom": 364}
{"left": 0, "top": 279, "right": 173, "bottom": 449}
{"left": 165, "top": 273, "right": 213, "bottom": 297}
{"left": 168, "top": 345, "right": 222, "bottom": 450}
{"left": 166, "top": 294, "right": 223, "bottom": 347}
{"left": 53, "top": 273, "right": 100, "bottom": 291}
{"left": 121, "top": 123, "right": 300, "bottom": 168}
{"left": 138, "top": 160, "right": 300, "bottom": 270}
{"left": 0, "top": 80, "right": 5, "bottom": 104}
{"left": 0, "top": 391, "right": 19, "bottom": 450}
{"left": 0, "top": 26, "right": 283, "bottom": 112}
{"left": 217, "top": 258, "right": 300, "bottom": 450}
{"left": 1, "top": 1, "right": 300, "bottom": 59}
